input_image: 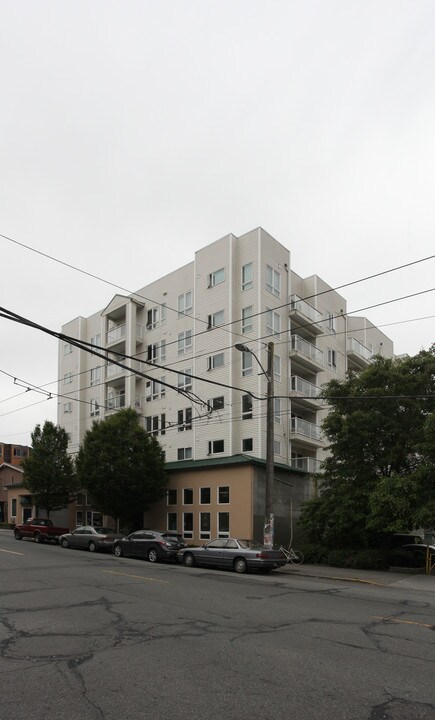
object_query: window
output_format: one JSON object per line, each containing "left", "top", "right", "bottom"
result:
{"left": 266, "top": 265, "right": 280, "bottom": 297}
{"left": 326, "top": 312, "right": 336, "bottom": 334}
{"left": 241, "top": 263, "right": 253, "bottom": 291}
{"left": 177, "top": 447, "right": 192, "bottom": 460}
{"left": 11, "top": 498, "right": 17, "bottom": 517}
{"left": 218, "top": 512, "right": 229, "bottom": 538}
{"left": 178, "top": 291, "right": 193, "bottom": 317}
{"left": 274, "top": 397, "right": 281, "bottom": 423}
{"left": 63, "top": 372, "right": 72, "bottom": 384}
{"left": 146, "top": 415, "right": 165, "bottom": 436}
{"left": 76, "top": 511, "right": 83, "bottom": 525}
{"left": 208, "top": 268, "right": 225, "bottom": 287}
{"left": 183, "top": 513, "right": 193, "bottom": 539}
{"left": 208, "top": 396, "right": 224, "bottom": 411}
{"left": 274, "top": 354, "right": 281, "bottom": 383}
{"left": 327, "top": 348, "right": 337, "bottom": 371}
{"left": 183, "top": 488, "right": 193, "bottom": 505}
{"left": 242, "top": 438, "right": 253, "bottom": 452}
{"left": 146, "top": 307, "right": 158, "bottom": 330}
{"left": 64, "top": 402, "right": 72, "bottom": 414}
{"left": 63, "top": 343, "right": 72, "bottom": 355}
{"left": 90, "top": 367, "right": 100, "bottom": 386}
{"left": 167, "top": 489, "right": 177, "bottom": 505}
{"left": 200, "top": 512, "right": 211, "bottom": 540}
{"left": 208, "top": 439, "right": 224, "bottom": 454}
{"left": 218, "top": 486, "right": 230, "bottom": 504}
{"left": 242, "top": 394, "right": 253, "bottom": 419}
{"left": 90, "top": 398, "right": 100, "bottom": 417}
{"left": 177, "top": 408, "right": 192, "bottom": 431}
{"left": 167, "top": 512, "right": 177, "bottom": 531}
{"left": 242, "top": 306, "right": 253, "bottom": 334}
{"left": 207, "top": 353, "right": 224, "bottom": 370}
{"left": 266, "top": 310, "right": 281, "bottom": 336}
{"left": 178, "top": 369, "right": 192, "bottom": 391}
{"left": 241, "top": 352, "right": 252, "bottom": 377}
{"left": 147, "top": 341, "right": 166, "bottom": 363}
{"left": 178, "top": 330, "right": 192, "bottom": 356}
{"left": 91, "top": 334, "right": 101, "bottom": 347}
{"left": 146, "top": 378, "right": 165, "bottom": 401}
{"left": 207, "top": 310, "right": 224, "bottom": 329}
{"left": 200, "top": 487, "right": 211, "bottom": 504}
{"left": 274, "top": 440, "right": 281, "bottom": 455}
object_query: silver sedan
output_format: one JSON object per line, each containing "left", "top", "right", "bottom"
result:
{"left": 59, "top": 526, "right": 123, "bottom": 552}
{"left": 177, "top": 538, "right": 287, "bottom": 574}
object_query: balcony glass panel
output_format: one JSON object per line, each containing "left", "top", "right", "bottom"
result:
{"left": 107, "top": 394, "right": 126, "bottom": 411}
{"left": 106, "top": 324, "right": 126, "bottom": 344}
{"left": 291, "top": 335, "right": 323, "bottom": 365}
{"left": 290, "top": 295, "right": 322, "bottom": 323}
{"left": 290, "top": 457, "right": 322, "bottom": 473}
{"left": 136, "top": 324, "right": 143, "bottom": 341}
{"left": 291, "top": 417, "right": 322, "bottom": 441}
{"left": 290, "top": 376, "right": 321, "bottom": 399}
{"left": 348, "top": 337, "right": 372, "bottom": 361}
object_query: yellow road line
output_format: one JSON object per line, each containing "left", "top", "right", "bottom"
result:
{"left": 103, "top": 569, "right": 168, "bottom": 584}
{"left": 0, "top": 548, "right": 24, "bottom": 555}
{"left": 372, "top": 616, "right": 434, "bottom": 630}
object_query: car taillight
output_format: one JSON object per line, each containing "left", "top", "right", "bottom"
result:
{"left": 256, "top": 552, "right": 271, "bottom": 559}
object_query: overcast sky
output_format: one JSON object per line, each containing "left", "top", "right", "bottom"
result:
{"left": 1, "top": 0, "right": 434, "bottom": 447}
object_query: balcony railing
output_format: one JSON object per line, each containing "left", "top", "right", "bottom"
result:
{"left": 135, "top": 396, "right": 142, "bottom": 410}
{"left": 291, "top": 417, "right": 323, "bottom": 441}
{"left": 106, "top": 362, "right": 125, "bottom": 378}
{"left": 106, "top": 394, "right": 126, "bottom": 411}
{"left": 290, "top": 375, "right": 321, "bottom": 399}
{"left": 291, "top": 335, "right": 324, "bottom": 366}
{"left": 290, "top": 457, "right": 322, "bottom": 473}
{"left": 290, "top": 295, "right": 323, "bottom": 324}
{"left": 136, "top": 324, "right": 144, "bottom": 342}
{"left": 348, "top": 337, "right": 372, "bottom": 361}
{"left": 106, "top": 324, "right": 126, "bottom": 344}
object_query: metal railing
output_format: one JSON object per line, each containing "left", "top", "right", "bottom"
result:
{"left": 290, "top": 456, "right": 322, "bottom": 473}
{"left": 290, "top": 294, "right": 323, "bottom": 324}
{"left": 290, "top": 417, "right": 323, "bottom": 441}
{"left": 348, "top": 337, "right": 372, "bottom": 361}
{"left": 291, "top": 335, "right": 323, "bottom": 366}
{"left": 290, "top": 375, "right": 321, "bottom": 399}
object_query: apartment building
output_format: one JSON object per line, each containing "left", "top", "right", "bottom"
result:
{"left": 58, "top": 227, "right": 393, "bottom": 542}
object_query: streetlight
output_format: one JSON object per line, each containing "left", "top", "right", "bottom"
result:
{"left": 235, "top": 341, "right": 275, "bottom": 548}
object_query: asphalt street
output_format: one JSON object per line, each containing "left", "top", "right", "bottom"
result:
{"left": 1, "top": 530, "right": 434, "bottom": 720}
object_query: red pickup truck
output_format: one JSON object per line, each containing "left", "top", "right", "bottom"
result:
{"left": 14, "top": 518, "right": 70, "bottom": 544}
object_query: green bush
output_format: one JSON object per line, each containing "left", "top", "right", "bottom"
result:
{"left": 325, "top": 548, "right": 388, "bottom": 570}
{"left": 388, "top": 549, "right": 425, "bottom": 568}
{"left": 299, "top": 543, "right": 329, "bottom": 564}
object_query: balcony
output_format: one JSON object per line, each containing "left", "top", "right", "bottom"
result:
{"left": 290, "top": 417, "right": 323, "bottom": 447}
{"left": 290, "top": 294, "right": 323, "bottom": 335}
{"left": 106, "top": 324, "right": 126, "bottom": 346}
{"left": 290, "top": 335, "right": 324, "bottom": 373}
{"left": 289, "top": 457, "right": 322, "bottom": 474}
{"left": 347, "top": 337, "right": 373, "bottom": 370}
{"left": 106, "top": 394, "right": 126, "bottom": 412}
{"left": 290, "top": 375, "right": 322, "bottom": 409}
{"left": 106, "top": 362, "right": 125, "bottom": 379}
{"left": 135, "top": 324, "right": 144, "bottom": 344}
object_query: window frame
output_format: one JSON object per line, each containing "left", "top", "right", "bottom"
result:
{"left": 241, "top": 262, "right": 253, "bottom": 291}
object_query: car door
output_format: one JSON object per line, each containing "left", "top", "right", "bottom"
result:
{"left": 200, "top": 539, "right": 228, "bottom": 566}
{"left": 69, "top": 527, "right": 85, "bottom": 548}
{"left": 219, "top": 539, "right": 239, "bottom": 568}
{"left": 77, "top": 527, "right": 93, "bottom": 549}
{"left": 125, "top": 531, "right": 148, "bottom": 557}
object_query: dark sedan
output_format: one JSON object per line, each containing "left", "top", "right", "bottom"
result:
{"left": 389, "top": 543, "right": 435, "bottom": 569}
{"left": 59, "top": 526, "right": 123, "bottom": 552}
{"left": 177, "top": 538, "right": 287, "bottom": 573}
{"left": 113, "top": 530, "right": 185, "bottom": 562}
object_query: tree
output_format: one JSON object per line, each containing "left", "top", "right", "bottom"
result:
{"left": 22, "top": 421, "right": 77, "bottom": 518}
{"left": 300, "top": 346, "right": 435, "bottom": 549}
{"left": 75, "top": 408, "right": 167, "bottom": 529}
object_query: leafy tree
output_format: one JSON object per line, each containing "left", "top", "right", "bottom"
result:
{"left": 75, "top": 408, "right": 167, "bottom": 529}
{"left": 22, "top": 420, "right": 77, "bottom": 518}
{"left": 300, "top": 346, "right": 435, "bottom": 549}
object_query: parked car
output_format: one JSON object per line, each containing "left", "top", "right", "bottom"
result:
{"left": 14, "top": 518, "right": 70, "bottom": 544}
{"left": 177, "top": 538, "right": 287, "bottom": 574}
{"left": 389, "top": 543, "right": 435, "bottom": 569}
{"left": 59, "top": 526, "right": 123, "bottom": 552}
{"left": 113, "top": 530, "right": 185, "bottom": 562}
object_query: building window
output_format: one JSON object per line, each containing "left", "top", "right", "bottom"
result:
{"left": 11, "top": 498, "right": 17, "bottom": 517}
{"left": 91, "top": 334, "right": 101, "bottom": 346}
{"left": 241, "top": 306, "right": 253, "bottom": 334}
{"left": 90, "top": 367, "right": 100, "bottom": 386}
{"left": 208, "top": 268, "right": 225, "bottom": 287}
{"left": 207, "top": 353, "right": 224, "bottom": 371}
{"left": 64, "top": 402, "right": 72, "bottom": 414}
{"left": 327, "top": 348, "right": 337, "bottom": 371}
{"left": 274, "top": 440, "right": 281, "bottom": 455}
{"left": 146, "top": 307, "right": 159, "bottom": 331}
{"left": 146, "top": 415, "right": 165, "bottom": 436}
{"left": 183, "top": 513, "right": 193, "bottom": 539}
{"left": 177, "top": 447, "right": 192, "bottom": 461}
{"left": 178, "top": 330, "right": 192, "bottom": 356}
{"left": 200, "top": 512, "right": 211, "bottom": 540}
{"left": 200, "top": 487, "right": 211, "bottom": 504}
{"left": 241, "top": 262, "right": 253, "bottom": 291}
{"left": 266, "top": 309, "right": 281, "bottom": 336}
{"left": 207, "top": 310, "right": 224, "bottom": 329}
{"left": 177, "top": 408, "right": 192, "bottom": 431}
{"left": 274, "top": 397, "right": 281, "bottom": 423}
{"left": 326, "top": 312, "right": 336, "bottom": 334}
{"left": 167, "top": 512, "right": 177, "bottom": 531}
{"left": 208, "top": 439, "right": 224, "bottom": 454}
{"left": 146, "top": 378, "right": 165, "bottom": 402}
{"left": 241, "top": 352, "right": 252, "bottom": 377}
{"left": 63, "top": 343, "right": 73, "bottom": 355}
{"left": 90, "top": 399, "right": 100, "bottom": 417}
{"left": 178, "top": 291, "right": 193, "bottom": 317}
{"left": 218, "top": 512, "right": 229, "bottom": 538}
{"left": 147, "top": 341, "right": 166, "bottom": 363}
{"left": 76, "top": 511, "right": 83, "bottom": 525}
{"left": 243, "top": 438, "right": 253, "bottom": 452}
{"left": 274, "top": 354, "right": 281, "bottom": 382}
{"left": 266, "top": 265, "right": 280, "bottom": 297}
{"left": 208, "top": 396, "right": 224, "bottom": 411}
{"left": 178, "top": 369, "right": 192, "bottom": 392}
{"left": 183, "top": 488, "right": 193, "bottom": 505}
{"left": 63, "top": 372, "right": 72, "bottom": 384}
{"left": 167, "top": 489, "right": 177, "bottom": 505}
{"left": 218, "top": 486, "right": 230, "bottom": 504}
{"left": 242, "top": 394, "right": 253, "bottom": 419}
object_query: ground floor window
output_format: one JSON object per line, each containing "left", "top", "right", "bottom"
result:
{"left": 183, "top": 512, "right": 193, "bottom": 539}
{"left": 218, "top": 512, "right": 229, "bottom": 538}
{"left": 167, "top": 513, "right": 177, "bottom": 531}
{"left": 200, "top": 512, "right": 211, "bottom": 540}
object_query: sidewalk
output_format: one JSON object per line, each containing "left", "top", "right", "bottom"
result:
{"left": 278, "top": 561, "right": 435, "bottom": 592}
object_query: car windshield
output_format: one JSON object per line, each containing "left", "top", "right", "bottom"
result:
{"left": 95, "top": 527, "right": 116, "bottom": 534}
{"left": 238, "top": 539, "right": 264, "bottom": 550}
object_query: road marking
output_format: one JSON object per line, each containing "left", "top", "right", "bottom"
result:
{"left": 0, "top": 548, "right": 24, "bottom": 556}
{"left": 372, "top": 616, "right": 434, "bottom": 630}
{"left": 103, "top": 570, "right": 168, "bottom": 584}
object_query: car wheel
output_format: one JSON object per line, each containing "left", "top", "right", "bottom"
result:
{"left": 114, "top": 544, "right": 123, "bottom": 557}
{"left": 14, "top": 529, "right": 22, "bottom": 540}
{"left": 183, "top": 552, "right": 195, "bottom": 567}
{"left": 89, "top": 541, "right": 97, "bottom": 552}
{"left": 148, "top": 548, "right": 159, "bottom": 563}
{"left": 234, "top": 557, "right": 247, "bottom": 574}
{"left": 60, "top": 538, "right": 69, "bottom": 548}
{"left": 34, "top": 532, "right": 42, "bottom": 544}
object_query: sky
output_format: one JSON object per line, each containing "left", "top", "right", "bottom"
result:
{"left": 1, "top": 0, "right": 434, "bottom": 447}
